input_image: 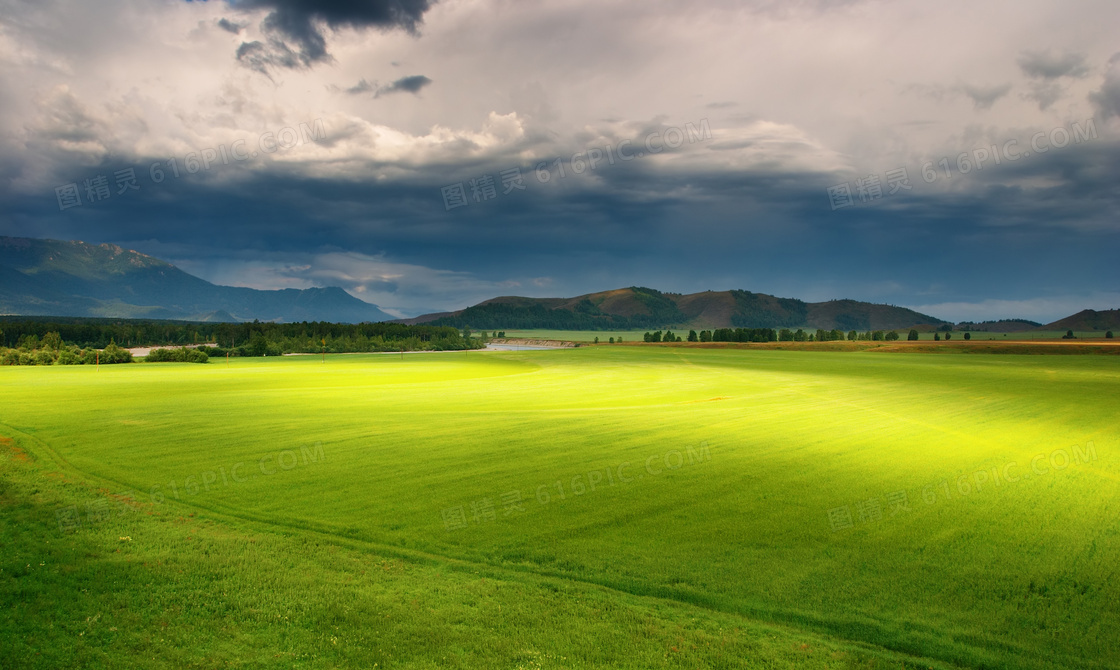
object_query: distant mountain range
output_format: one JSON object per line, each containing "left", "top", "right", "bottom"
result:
{"left": 400, "top": 287, "right": 951, "bottom": 331}
{"left": 0, "top": 236, "right": 392, "bottom": 323}
{"left": 3, "top": 237, "right": 1114, "bottom": 331}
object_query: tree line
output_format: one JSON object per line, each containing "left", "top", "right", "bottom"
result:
{"left": 643, "top": 328, "right": 907, "bottom": 343}
{"left": 0, "top": 318, "right": 482, "bottom": 365}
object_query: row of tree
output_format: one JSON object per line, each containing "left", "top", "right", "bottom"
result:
{"left": 642, "top": 328, "right": 909, "bottom": 343}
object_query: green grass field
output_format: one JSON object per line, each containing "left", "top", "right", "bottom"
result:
{"left": 2, "top": 348, "right": 1118, "bottom": 669}
{"left": 499, "top": 329, "right": 1113, "bottom": 342}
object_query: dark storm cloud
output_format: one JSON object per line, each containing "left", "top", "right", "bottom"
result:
{"left": 374, "top": 75, "right": 432, "bottom": 97}
{"left": 1017, "top": 50, "right": 1089, "bottom": 80}
{"left": 1090, "top": 53, "right": 1120, "bottom": 119}
{"left": 16, "top": 139, "right": 1114, "bottom": 321}
{"left": 227, "top": 0, "right": 435, "bottom": 71}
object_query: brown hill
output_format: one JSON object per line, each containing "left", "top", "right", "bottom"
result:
{"left": 1042, "top": 309, "right": 1120, "bottom": 332}
{"left": 805, "top": 299, "right": 946, "bottom": 331}
{"left": 406, "top": 287, "right": 947, "bottom": 331}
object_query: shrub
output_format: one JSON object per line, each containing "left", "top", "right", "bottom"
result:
{"left": 907, "top": 329, "right": 919, "bottom": 341}
{"left": 56, "top": 349, "right": 82, "bottom": 365}
{"left": 1107, "top": 331, "right": 1114, "bottom": 339}
{"left": 100, "top": 343, "right": 133, "bottom": 364}
{"left": 147, "top": 347, "right": 209, "bottom": 363}
{"left": 81, "top": 343, "right": 133, "bottom": 365}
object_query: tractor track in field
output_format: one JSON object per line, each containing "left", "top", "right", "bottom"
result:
{"left": 4, "top": 421, "right": 1087, "bottom": 670}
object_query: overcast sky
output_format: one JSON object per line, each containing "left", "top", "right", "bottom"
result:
{"left": 1, "top": 0, "right": 1117, "bottom": 320}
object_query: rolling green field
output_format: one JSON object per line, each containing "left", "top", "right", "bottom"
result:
{"left": 2, "top": 348, "right": 1118, "bottom": 669}
{"left": 499, "top": 329, "right": 1113, "bottom": 342}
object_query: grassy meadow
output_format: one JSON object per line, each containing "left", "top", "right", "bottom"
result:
{"left": 2, "top": 347, "right": 1118, "bottom": 669}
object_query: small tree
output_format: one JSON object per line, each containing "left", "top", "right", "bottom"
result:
{"left": 609, "top": 337, "right": 615, "bottom": 344}
{"left": 964, "top": 332, "right": 971, "bottom": 340}
{"left": 885, "top": 331, "right": 899, "bottom": 341}
{"left": 594, "top": 336, "right": 599, "bottom": 344}
{"left": 1107, "top": 331, "right": 1114, "bottom": 339}
{"left": 41, "top": 331, "right": 63, "bottom": 351}
{"left": 17, "top": 334, "right": 39, "bottom": 351}
{"left": 934, "top": 333, "right": 941, "bottom": 341}
{"left": 687, "top": 330, "right": 698, "bottom": 342}
{"left": 1062, "top": 329, "right": 1076, "bottom": 339}
{"left": 944, "top": 333, "right": 952, "bottom": 340}
{"left": 907, "top": 329, "right": 919, "bottom": 341}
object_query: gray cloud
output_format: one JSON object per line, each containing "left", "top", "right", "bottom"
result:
{"left": 236, "top": 39, "right": 303, "bottom": 74}
{"left": 344, "top": 78, "right": 375, "bottom": 95}
{"left": 373, "top": 74, "right": 432, "bottom": 97}
{"left": 1017, "top": 50, "right": 1089, "bottom": 80}
{"left": 1090, "top": 53, "right": 1120, "bottom": 119}
{"left": 960, "top": 83, "right": 1011, "bottom": 110}
{"left": 1023, "top": 81, "right": 1064, "bottom": 111}
{"left": 227, "top": 0, "right": 435, "bottom": 71}
{"left": 217, "top": 18, "right": 246, "bottom": 34}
